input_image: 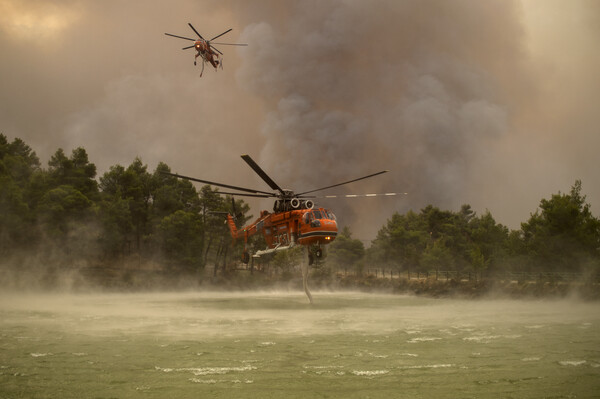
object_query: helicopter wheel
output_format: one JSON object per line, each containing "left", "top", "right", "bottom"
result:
{"left": 315, "top": 248, "right": 323, "bottom": 259}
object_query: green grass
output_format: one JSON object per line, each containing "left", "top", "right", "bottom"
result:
{"left": 1, "top": 292, "right": 599, "bottom": 398}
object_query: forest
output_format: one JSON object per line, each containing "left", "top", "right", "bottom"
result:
{"left": 1, "top": 133, "right": 599, "bottom": 288}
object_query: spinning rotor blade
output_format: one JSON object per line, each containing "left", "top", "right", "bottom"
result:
{"left": 182, "top": 45, "right": 195, "bottom": 50}
{"left": 165, "top": 33, "right": 196, "bottom": 41}
{"left": 297, "top": 170, "right": 389, "bottom": 196}
{"left": 160, "top": 171, "right": 273, "bottom": 196}
{"left": 188, "top": 23, "right": 205, "bottom": 40}
{"left": 212, "top": 42, "right": 248, "bottom": 46}
{"left": 216, "top": 191, "right": 272, "bottom": 198}
{"left": 241, "top": 155, "right": 285, "bottom": 194}
{"left": 210, "top": 45, "right": 223, "bottom": 55}
{"left": 210, "top": 28, "right": 232, "bottom": 41}
{"left": 310, "top": 192, "right": 407, "bottom": 199}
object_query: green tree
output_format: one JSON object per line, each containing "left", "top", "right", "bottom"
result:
{"left": 47, "top": 147, "right": 98, "bottom": 200}
{"left": 520, "top": 180, "right": 600, "bottom": 271}
{"left": 0, "top": 135, "right": 41, "bottom": 184}
{"left": 151, "top": 163, "right": 201, "bottom": 220}
{"left": 37, "top": 184, "right": 97, "bottom": 262}
{"left": 99, "top": 158, "right": 152, "bottom": 254}
{"left": 0, "top": 135, "right": 41, "bottom": 252}
{"left": 0, "top": 176, "right": 33, "bottom": 253}
{"left": 31, "top": 147, "right": 98, "bottom": 260}
{"left": 422, "top": 205, "right": 471, "bottom": 270}
{"left": 421, "top": 237, "right": 454, "bottom": 270}
{"left": 198, "top": 185, "right": 230, "bottom": 269}
{"left": 469, "top": 246, "right": 488, "bottom": 274}
{"left": 158, "top": 210, "right": 204, "bottom": 270}
{"left": 197, "top": 186, "right": 252, "bottom": 270}
{"left": 467, "top": 211, "right": 509, "bottom": 272}
{"left": 368, "top": 204, "right": 510, "bottom": 273}
{"left": 328, "top": 226, "right": 365, "bottom": 272}
{"left": 98, "top": 195, "right": 133, "bottom": 259}
{"left": 367, "top": 211, "right": 429, "bottom": 271}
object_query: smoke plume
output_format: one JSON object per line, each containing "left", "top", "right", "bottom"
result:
{"left": 229, "top": 1, "right": 538, "bottom": 236}
{"left": 1, "top": 0, "right": 598, "bottom": 240}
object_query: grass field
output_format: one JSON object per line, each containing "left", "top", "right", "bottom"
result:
{"left": 1, "top": 291, "right": 599, "bottom": 398}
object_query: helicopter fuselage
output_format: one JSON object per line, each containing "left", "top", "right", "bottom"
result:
{"left": 227, "top": 207, "right": 338, "bottom": 254}
{"left": 193, "top": 40, "right": 219, "bottom": 68}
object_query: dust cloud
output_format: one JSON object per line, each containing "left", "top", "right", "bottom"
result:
{"left": 1, "top": 291, "right": 598, "bottom": 338}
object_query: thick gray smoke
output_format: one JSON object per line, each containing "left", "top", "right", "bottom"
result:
{"left": 233, "top": 1, "right": 535, "bottom": 237}
{"left": 1, "top": 0, "right": 598, "bottom": 240}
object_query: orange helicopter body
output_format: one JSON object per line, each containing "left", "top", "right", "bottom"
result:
{"left": 165, "top": 23, "right": 247, "bottom": 77}
{"left": 227, "top": 207, "right": 338, "bottom": 257}
{"left": 193, "top": 40, "right": 220, "bottom": 69}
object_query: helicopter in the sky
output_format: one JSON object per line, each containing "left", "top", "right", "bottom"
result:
{"left": 164, "top": 23, "right": 247, "bottom": 77}
{"left": 163, "top": 155, "right": 404, "bottom": 302}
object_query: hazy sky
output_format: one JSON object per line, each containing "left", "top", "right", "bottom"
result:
{"left": 1, "top": 0, "right": 599, "bottom": 240}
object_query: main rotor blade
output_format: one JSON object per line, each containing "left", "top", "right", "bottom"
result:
{"left": 297, "top": 170, "right": 389, "bottom": 196}
{"left": 210, "top": 44, "right": 223, "bottom": 55}
{"left": 188, "top": 23, "right": 204, "bottom": 40}
{"left": 210, "top": 28, "right": 232, "bottom": 41}
{"left": 211, "top": 42, "right": 248, "bottom": 46}
{"left": 307, "top": 192, "right": 407, "bottom": 199}
{"left": 165, "top": 33, "right": 196, "bottom": 41}
{"left": 182, "top": 45, "right": 195, "bottom": 50}
{"left": 241, "top": 154, "right": 284, "bottom": 194}
{"left": 216, "top": 191, "right": 272, "bottom": 198}
{"left": 160, "top": 171, "right": 274, "bottom": 196}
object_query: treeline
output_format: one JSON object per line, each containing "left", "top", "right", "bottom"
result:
{"left": 0, "top": 134, "right": 251, "bottom": 274}
{"left": 2, "top": 134, "right": 600, "bottom": 282}
{"left": 326, "top": 183, "right": 600, "bottom": 276}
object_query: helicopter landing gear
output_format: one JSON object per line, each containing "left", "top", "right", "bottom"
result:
{"left": 242, "top": 251, "right": 250, "bottom": 264}
{"left": 315, "top": 248, "right": 323, "bottom": 259}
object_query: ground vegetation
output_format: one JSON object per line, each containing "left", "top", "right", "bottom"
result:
{"left": 1, "top": 134, "right": 598, "bottom": 291}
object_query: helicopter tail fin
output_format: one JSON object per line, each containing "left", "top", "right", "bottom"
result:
{"left": 226, "top": 213, "right": 238, "bottom": 241}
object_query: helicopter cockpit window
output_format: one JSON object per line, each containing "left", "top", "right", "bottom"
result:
{"left": 326, "top": 211, "right": 336, "bottom": 221}
{"left": 303, "top": 213, "right": 311, "bottom": 225}
{"left": 312, "top": 210, "right": 323, "bottom": 220}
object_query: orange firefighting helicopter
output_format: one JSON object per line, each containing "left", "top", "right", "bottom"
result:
{"left": 164, "top": 154, "right": 403, "bottom": 303}
{"left": 163, "top": 155, "right": 402, "bottom": 264}
{"left": 165, "top": 23, "right": 247, "bottom": 77}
